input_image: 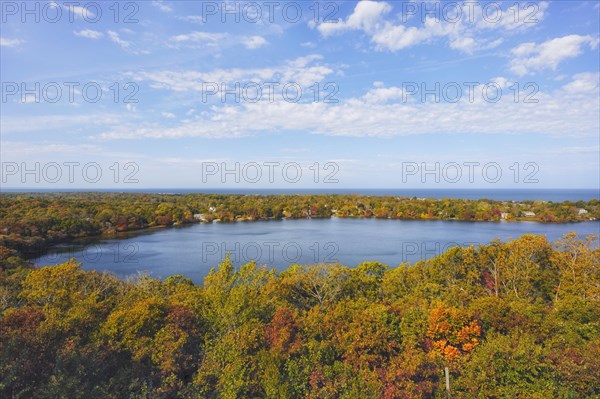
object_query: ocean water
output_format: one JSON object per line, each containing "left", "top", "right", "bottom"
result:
{"left": 3, "top": 188, "right": 599, "bottom": 202}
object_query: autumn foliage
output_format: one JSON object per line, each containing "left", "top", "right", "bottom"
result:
{"left": 0, "top": 233, "right": 599, "bottom": 398}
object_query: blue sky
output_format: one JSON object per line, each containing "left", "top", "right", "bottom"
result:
{"left": 1, "top": 0, "right": 599, "bottom": 189}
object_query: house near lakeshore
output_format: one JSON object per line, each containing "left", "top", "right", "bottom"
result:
{"left": 193, "top": 214, "right": 208, "bottom": 222}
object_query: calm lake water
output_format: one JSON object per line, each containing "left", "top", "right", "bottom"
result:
{"left": 32, "top": 218, "right": 600, "bottom": 283}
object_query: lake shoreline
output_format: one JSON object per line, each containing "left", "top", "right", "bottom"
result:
{"left": 4, "top": 192, "right": 598, "bottom": 266}
{"left": 26, "top": 214, "right": 600, "bottom": 259}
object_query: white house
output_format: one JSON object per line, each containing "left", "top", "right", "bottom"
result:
{"left": 193, "top": 214, "right": 207, "bottom": 222}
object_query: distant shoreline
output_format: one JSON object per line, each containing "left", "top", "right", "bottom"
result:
{"left": 2, "top": 188, "right": 599, "bottom": 202}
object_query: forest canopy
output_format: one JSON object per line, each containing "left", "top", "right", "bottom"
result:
{"left": 0, "top": 233, "right": 598, "bottom": 398}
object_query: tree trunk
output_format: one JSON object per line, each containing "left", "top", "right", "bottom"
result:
{"left": 445, "top": 366, "right": 451, "bottom": 398}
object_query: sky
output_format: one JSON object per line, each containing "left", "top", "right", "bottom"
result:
{"left": 1, "top": 0, "right": 599, "bottom": 190}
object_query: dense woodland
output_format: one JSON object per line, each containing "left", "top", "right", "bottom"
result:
{"left": 0, "top": 193, "right": 598, "bottom": 266}
{"left": 0, "top": 233, "right": 598, "bottom": 398}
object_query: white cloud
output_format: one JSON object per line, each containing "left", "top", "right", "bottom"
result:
{"left": 62, "top": 3, "right": 94, "bottom": 19}
{"left": 477, "top": 2, "right": 549, "bottom": 31}
{"left": 243, "top": 36, "right": 268, "bottom": 49}
{"left": 510, "top": 35, "right": 599, "bottom": 76}
{"left": 316, "top": 1, "right": 548, "bottom": 54}
{"left": 449, "top": 36, "right": 476, "bottom": 53}
{"left": 0, "top": 37, "right": 24, "bottom": 47}
{"left": 74, "top": 29, "right": 104, "bottom": 39}
{"left": 96, "top": 73, "right": 599, "bottom": 140}
{"left": 562, "top": 72, "right": 600, "bottom": 94}
{"left": 371, "top": 18, "right": 454, "bottom": 51}
{"left": 178, "top": 15, "right": 204, "bottom": 23}
{"left": 490, "top": 76, "right": 510, "bottom": 89}
{"left": 168, "top": 31, "right": 272, "bottom": 51}
{"left": 152, "top": 0, "right": 173, "bottom": 12}
{"left": 169, "top": 31, "right": 228, "bottom": 49}
{"left": 318, "top": 0, "right": 391, "bottom": 36}
{"left": 21, "top": 94, "right": 39, "bottom": 104}
{"left": 362, "top": 85, "right": 404, "bottom": 103}
{"left": 170, "top": 31, "right": 227, "bottom": 42}
{"left": 162, "top": 112, "right": 176, "bottom": 119}
{"left": 129, "top": 55, "right": 333, "bottom": 91}
{"left": 107, "top": 30, "right": 130, "bottom": 48}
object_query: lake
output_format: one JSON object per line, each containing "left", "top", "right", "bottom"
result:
{"left": 32, "top": 218, "right": 600, "bottom": 283}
